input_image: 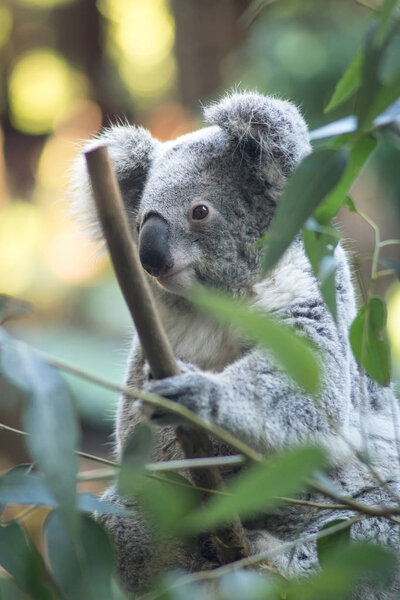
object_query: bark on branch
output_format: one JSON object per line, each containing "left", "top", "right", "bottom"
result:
{"left": 84, "top": 145, "right": 250, "bottom": 563}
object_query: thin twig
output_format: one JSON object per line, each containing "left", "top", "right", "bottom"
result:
{"left": 309, "top": 479, "right": 400, "bottom": 518}
{"left": 379, "top": 239, "right": 400, "bottom": 247}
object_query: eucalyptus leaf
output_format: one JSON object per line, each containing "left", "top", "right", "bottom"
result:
{"left": 0, "top": 578, "right": 32, "bottom": 600}
{"left": 192, "top": 287, "right": 320, "bottom": 394}
{"left": 0, "top": 468, "right": 55, "bottom": 506}
{"left": 310, "top": 98, "right": 400, "bottom": 141}
{"left": 303, "top": 223, "right": 339, "bottom": 321}
{"left": 136, "top": 471, "right": 199, "bottom": 534}
{"left": 284, "top": 542, "right": 395, "bottom": 599}
{"left": 366, "top": 77, "right": 400, "bottom": 126}
{"left": 45, "top": 511, "right": 115, "bottom": 600}
{"left": 0, "top": 522, "right": 53, "bottom": 599}
{"left": 262, "top": 148, "right": 347, "bottom": 275}
{"left": 375, "top": 0, "right": 400, "bottom": 45}
{"left": 77, "top": 493, "right": 131, "bottom": 516}
{"left": 186, "top": 446, "right": 325, "bottom": 532}
{"left": 314, "top": 136, "right": 377, "bottom": 224}
{"left": 355, "top": 21, "right": 399, "bottom": 130}
{"left": 325, "top": 49, "right": 363, "bottom": 113}
{"left": 118, "top": 423, "right": 154, "bottom": 496}
{"left": 350, "top": 296, "right": 391, "bottom": 386}
{"left": 317, "top": 519, "right": 351, "bottom": 568}
{"left": 0, "top": 340, "right": 79, "bottom": 531}
{"left": 0, "top": 468, "right": 127, "bottom": 516}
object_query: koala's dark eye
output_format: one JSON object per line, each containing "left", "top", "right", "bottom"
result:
{"left": 192, "top": 205, "right": 209, "bottom": 220}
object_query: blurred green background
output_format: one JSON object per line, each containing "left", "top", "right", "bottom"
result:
{"left": 0, "top": 0, "right": 399, "bottom": 471}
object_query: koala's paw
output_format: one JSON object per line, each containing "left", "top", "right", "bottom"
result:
{"left": 141, "top": 371, "right": 221, "bottom": 426}
{"left": 143, "top": 360, "right": 199, "bottom": 382}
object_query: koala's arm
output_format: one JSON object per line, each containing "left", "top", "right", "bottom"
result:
{"left": 146, "top": 301, "right": 351, "bottom": 454}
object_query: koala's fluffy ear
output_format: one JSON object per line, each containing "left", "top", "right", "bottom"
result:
{"left": 204, "top": 92, "right": 311, "bottom": 184}
{"left": 70, "top": 125, "right": 158, "bottom": 240}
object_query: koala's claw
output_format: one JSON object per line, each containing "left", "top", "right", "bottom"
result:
{"left": 141, "top": 372, "right": 219, "bottom": 426}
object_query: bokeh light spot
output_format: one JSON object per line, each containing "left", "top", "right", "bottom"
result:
{"left": 101, "top": 0, "right": 176, "bottom": 103}
{"left": 8, "top": 49, "right": 87, "bottom": 135}
{"left": 0, "top": 202, "right": 43, "bottom": 296}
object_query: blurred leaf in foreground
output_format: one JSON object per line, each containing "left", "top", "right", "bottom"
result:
{"left": 0, "top": 522, "right": 53, "bottom": 600}
{"left": 317, "top": 519, "right": 351, "bottom": 567}
{"left": 45, "top": 511, "right": 116, "bottom": 600}
{"left": 192, "top": 287, "right": 320, "bottom": 394}
{"left": 118, "top": 423, "right": 154, "bottom": 497}
{"left": 0, "top": 331, "right": 79, "bottom": 532}
{"left": 186, "top": 446, "right": 325, "bottom": 532}
{"left": 262, "top": 148, "right": 348, "bottom": 275}
{"left": 0, "top": 466, "right": 128, "bottom": 516}
{"left": 284, "top": 542, "right": 396, "bottom": 599}
{"left": 315, "top": 136, "right": 377, "bottom": 224}
{"left": 350, "top": 296, "right": 391, "bottom": 386}
{"left": 303, "top": 220, "right": 340, "bottom": 321}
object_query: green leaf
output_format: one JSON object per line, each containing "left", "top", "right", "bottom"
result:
{"left": 355, "top": 21, "right": 399, "bottom": 130}
{"left": 262, "top": 149, "right": 348, "bottom": 274}
{"left": 0, "top": 577, "right": 32, "bottom": 600}
{"left": 325, "top": 50, "right": 363, "bottom": 113}
{"left": 1, "top": 344, "right": 78, "bottom": 527}
{"left": 303, "top": 223, "right": 339, "bottom": 321}
{"left": 0, "top": 467, "right": 55, "bottom": 506}
{"left": 0, "top": 467, "right": 126, "bottom": 516}
{"left": 0, "top": 522, "right": 53, "bottom": 599}
{"left": 284, "top": 542, "right": 396, "bottom": 599}
{"left": 350, "top": 296, "right": 391, "bottom": 386}
{"left": 343, "top": 196, "right": 357, "bottom": 212}
{"left": 366, "top": 76, "right": 400, "bottom": 125}
{"left": 315, "top": 136, "right": 377, "bottom": 224}
{"left": 45, "top": 511, "right": 115, "bottom": 600}
{"left": 186, "top": 446, "right": 325, "bottom": 532}
{"left": 375, "top": 0, "right": 400, "bottom": 45}
{"left": 135, "top": 472, "right": 199, "bottom": 534}
{"left": 0, "top": 339, "right": 79, "bottom": 532}
{"left": 0, "top": 295, "right": 33, "bottom": 325}
{"left": 192, "top": 287, "right": 320, "bottom": 394}
{"left": 118, "top": 423, "right": 153, "bottom": 496}
{"left": 317, "top": 519, "right": 351, "bottom": 568}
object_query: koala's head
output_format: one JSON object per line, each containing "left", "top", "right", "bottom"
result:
{"left": 72, "top": 92, "right": 310, "bottom": 297}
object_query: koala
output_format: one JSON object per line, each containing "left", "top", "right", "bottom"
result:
{"left": 72, "top": 92, "right": 400, "bottom": 598}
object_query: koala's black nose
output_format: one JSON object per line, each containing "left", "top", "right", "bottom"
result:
{"left": 139, "top": 214, "right": 174, "bottom": 277}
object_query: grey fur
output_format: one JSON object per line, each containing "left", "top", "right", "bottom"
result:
{"left": 71, "top": 92, "right": 400, "bottom": 597}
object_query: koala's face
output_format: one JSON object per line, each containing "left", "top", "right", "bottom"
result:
{"left": 136, "top": 126, "right": 275, "bottom": 296}
{"left": 75, "top": 92, "right": 310, "bottom": 298}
